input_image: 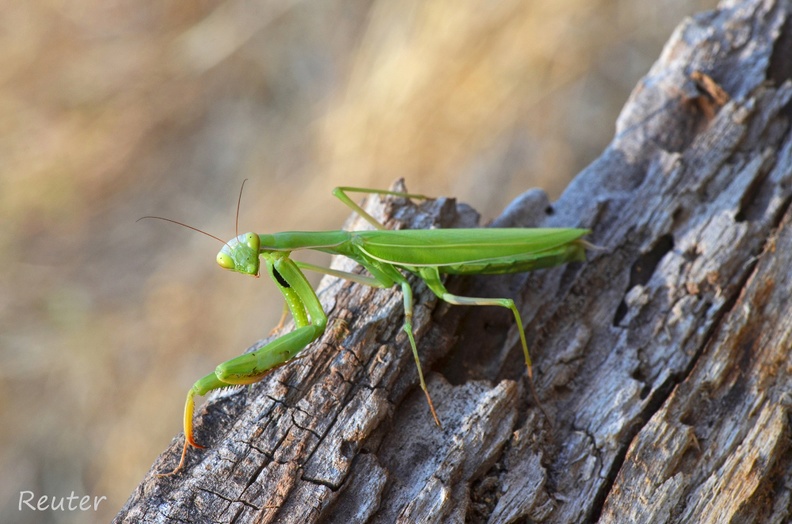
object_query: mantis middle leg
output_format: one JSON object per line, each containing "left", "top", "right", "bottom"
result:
{"left": 332, "top": 186, "right": 430, "bottom": 230}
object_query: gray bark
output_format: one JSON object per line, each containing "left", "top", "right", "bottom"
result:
{"left": 116, "top": 0, "right": 792, "bottom": 522}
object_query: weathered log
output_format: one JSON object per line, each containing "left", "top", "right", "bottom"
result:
{"left": 117, "top": 0, "right": 792, "bottom": 522}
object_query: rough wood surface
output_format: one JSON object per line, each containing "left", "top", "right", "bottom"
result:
{"left": 116, "top": 0, "right": 792, "bottom": 522}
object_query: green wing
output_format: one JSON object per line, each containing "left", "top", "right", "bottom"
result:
{"left": 353, "top": 228, "right": 589, "bottom": 274}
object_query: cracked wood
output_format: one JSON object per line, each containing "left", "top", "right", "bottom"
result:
{"left": 117, "top": 1, "right": 792, "bottom": 522}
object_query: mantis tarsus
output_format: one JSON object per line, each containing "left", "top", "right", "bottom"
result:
{"left": 143, "top": 183, "right": 590, "bottom": 476}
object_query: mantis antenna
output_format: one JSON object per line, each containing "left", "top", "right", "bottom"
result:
{"left": 137, "top": 179, "right": 250, "bottom": 246}
{"left": 236, "top": 178, "right": 247, "bottom": 239}
{"left": 135, "top": 216, "right": 228, "bottom": 246}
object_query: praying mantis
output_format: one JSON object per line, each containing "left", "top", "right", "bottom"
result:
{"left": 143, "top": 183, "right": 590, "bottom": 476}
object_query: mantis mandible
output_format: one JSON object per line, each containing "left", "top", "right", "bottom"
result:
{"left": 143, "top": 183, "right": 590, "bottom": 476}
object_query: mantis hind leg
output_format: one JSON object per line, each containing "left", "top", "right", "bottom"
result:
{"left": 332, "top": 186, "right": 430, "bottom": 230}
{"left": 417, "top": 268, "right": 547, "bottom": 416}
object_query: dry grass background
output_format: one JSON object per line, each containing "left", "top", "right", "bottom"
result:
{"left": 0, "top": 1, "right": 714, "bottom": 522}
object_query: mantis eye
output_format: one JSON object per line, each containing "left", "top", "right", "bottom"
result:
{"left": 245, "top": 233, "right": 260, "bottom": 251}
{"left": 217, "top": 252, "right": 235, "bottom": 270}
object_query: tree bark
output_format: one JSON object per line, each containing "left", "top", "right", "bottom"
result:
{"left": 116, "top": 0, "right": 792, "bottom": 522}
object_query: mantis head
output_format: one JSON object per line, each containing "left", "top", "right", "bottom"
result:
{"left": 217, "top": 232, "right": 261, "bottom": 276}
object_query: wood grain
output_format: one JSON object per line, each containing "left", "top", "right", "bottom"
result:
{"left": 116, "top": 1, "right": 792, "bottom": 521}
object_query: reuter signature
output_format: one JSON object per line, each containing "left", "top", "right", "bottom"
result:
{"left": 19, "top": 491, "right": 107, "bottom": 512}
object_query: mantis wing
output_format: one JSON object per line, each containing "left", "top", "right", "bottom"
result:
{"left": 353, "top": 228, "right": 589, "bottom": 274}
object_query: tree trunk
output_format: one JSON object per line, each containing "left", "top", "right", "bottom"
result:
{"left": 116, "top": 0, "right": 792, "bottom": 522}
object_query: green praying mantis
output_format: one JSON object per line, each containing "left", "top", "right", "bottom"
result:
{"left": 143, "top": 183, "right": 590, "bottom": 476}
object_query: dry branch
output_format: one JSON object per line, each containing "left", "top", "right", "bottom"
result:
{"left": 117, "top": 0, "right": 792, "bottom": 522}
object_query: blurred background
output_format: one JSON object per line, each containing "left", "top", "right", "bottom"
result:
{"left": 0, "top": 0, "right": 715, "bottom": 522}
